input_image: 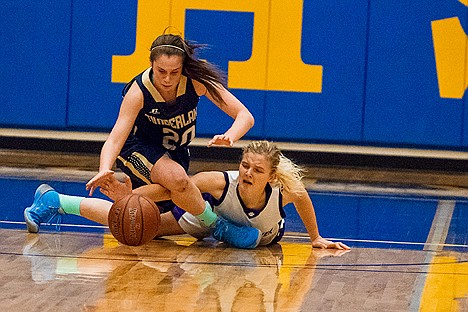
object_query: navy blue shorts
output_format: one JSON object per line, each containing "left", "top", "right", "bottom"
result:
{"left": 116, "top": 135, "right": 190, "bottom": 189}
{"left": 116, "top": 135, "right": 190, "bottom": 212}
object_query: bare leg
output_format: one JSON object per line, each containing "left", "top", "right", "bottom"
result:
{"left": 154, "top": 212, "right": 185, "bottom": 237}
{"left": 151, "top": 156, "right": 205, "bottom": 215}
{"left": 79, "top": 198, "right": 113, "bottom": 225}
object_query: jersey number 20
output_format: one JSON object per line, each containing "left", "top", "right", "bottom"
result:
{"left": 162, "top": 125, "right": 195, "bottom": 150}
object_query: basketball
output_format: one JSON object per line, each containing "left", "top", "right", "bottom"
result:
{"left": 108, "top": 194, "right": 161, "bottom": 246}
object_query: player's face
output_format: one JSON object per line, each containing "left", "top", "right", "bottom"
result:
{"left": 151, "top": 54, "right": 183, "bottom": 93}
{"left": 238, "top": 152, "right": 273, "bottom": 192}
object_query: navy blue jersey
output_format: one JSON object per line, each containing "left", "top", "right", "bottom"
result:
{"left": 124, "top": 67, "right": 200, "bottom": 150}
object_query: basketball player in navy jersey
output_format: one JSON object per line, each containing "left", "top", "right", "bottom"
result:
{"left": 86, "top": 33, "right": 253, "bottom": 202}
{"left": 24, "top": 33, "right": 261, "bottom": 248}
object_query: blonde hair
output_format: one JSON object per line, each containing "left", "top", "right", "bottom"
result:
{"left": 242, "top": 141, "right": 305, "bottom": 193}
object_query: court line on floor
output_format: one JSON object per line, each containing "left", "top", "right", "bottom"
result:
{"left": 0, "top": 220, "right": 107, "bottom": 229}
{"left": 3, "top": 221, "right": 468, "bottom": 248}
{"left": 408, "top": 200, "right": 456, "bottom": 311}
{"left": 257, "top": 233, "right": 468, "bottom": 249}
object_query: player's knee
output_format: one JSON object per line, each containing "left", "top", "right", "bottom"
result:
{"left": 166, "top": 174, "right": 190, "bottom": 193}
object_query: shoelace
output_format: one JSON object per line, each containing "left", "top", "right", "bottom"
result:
{"left": 46, "top": 213, "right": 63, "bottom": 231}
{"left": 212, "top": 222, "right": 227, "bottom": 239}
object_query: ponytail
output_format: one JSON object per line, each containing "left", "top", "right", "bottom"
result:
{"left": 275, "top": 154, "right": 306, "bottom": 193}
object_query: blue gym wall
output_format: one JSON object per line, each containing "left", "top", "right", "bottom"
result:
{"left": 1, "top": 0, "right": 467, "bottom": 150}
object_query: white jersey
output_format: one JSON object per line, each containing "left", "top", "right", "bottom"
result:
{"left": 214, "top": 171, "right": 284, "bottom": 245}
{"left": 178, "top": 171, "right": 285, "bottom": 245}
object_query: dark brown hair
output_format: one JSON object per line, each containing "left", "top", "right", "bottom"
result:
{"left": 150, "top": 34, "right": 227, "bottom": 105}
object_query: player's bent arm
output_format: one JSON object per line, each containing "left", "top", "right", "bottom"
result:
{"left": 194, "top": 80, "right": 254, "bottom": 144}
{"left": 133, "top": 184, "right": 171, "bottom": 202}
{"left": 191, "top": 171, "right": 226, "bottom": 199}
{"left": 208, "top": 86, "right": 254, "bottom": 143}
{"left": 86, "top": 83, "right": 143, "bottom": 195}
{"left": 283, "top": 189, "right": 320, "bottom": 242}
{"left": 99, "top": 82, "right": 143, "bottom": 171}
{"left": 284, "top": 189, "right": 351, "bottom": 250}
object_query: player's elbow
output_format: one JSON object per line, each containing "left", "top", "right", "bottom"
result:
{"left": 243, "top": 110, "right": 255, "bottom": 129}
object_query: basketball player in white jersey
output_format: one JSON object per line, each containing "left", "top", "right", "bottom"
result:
{"left": 102, "top": 140, "right": 349, "bottom": 249}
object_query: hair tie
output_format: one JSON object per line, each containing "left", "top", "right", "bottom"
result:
{"left": 151, "top": 44, "right": 185, "bottom": 53}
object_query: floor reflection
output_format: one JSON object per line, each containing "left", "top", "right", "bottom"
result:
{"left": 19, "top": 231, "right": 351, "bottom": 311}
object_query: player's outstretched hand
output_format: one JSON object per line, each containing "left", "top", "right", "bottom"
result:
{"left": 85, "top": 169, "right": 115, "bottom": 196}
{"left": 100, "top": 174, "right": 133, "bottom": 201}
{"left": 312, "top": 236, "right": 351, "bottom": 250}
{"left": 207, "top": 134, "right": 234, "bottom": 147}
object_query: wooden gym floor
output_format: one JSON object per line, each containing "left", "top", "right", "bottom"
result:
{"left": 0, "top": 132, "right": 467, "bottom": 311}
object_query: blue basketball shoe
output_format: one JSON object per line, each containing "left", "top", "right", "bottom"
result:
{"left": 211, "top": 217, "right": 261, "bottom": 249}
{"left": 24, "top": 184, "right": 64, "bottom": 233}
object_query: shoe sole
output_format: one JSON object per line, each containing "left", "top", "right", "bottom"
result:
{"left": 24, "top": 208, "right": 39, "bottom": 233}
{"left": 35, "top": 184, "right": 54, "bottom": 199}
{"left": 24, "top": 184, "right": 55, "bottom": 233}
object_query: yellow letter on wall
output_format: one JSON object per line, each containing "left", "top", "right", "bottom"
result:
{"left": 265, "top": 0, "right": 322, "bottom": 92}
{"left": 112, "top": 0, "right": 171, "bottom": 83}
{"left": 112, "top": 0, "right": 323, "bottom": 93}
{"left": 432, "top": 17, "right": 468, "bottom": 99}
